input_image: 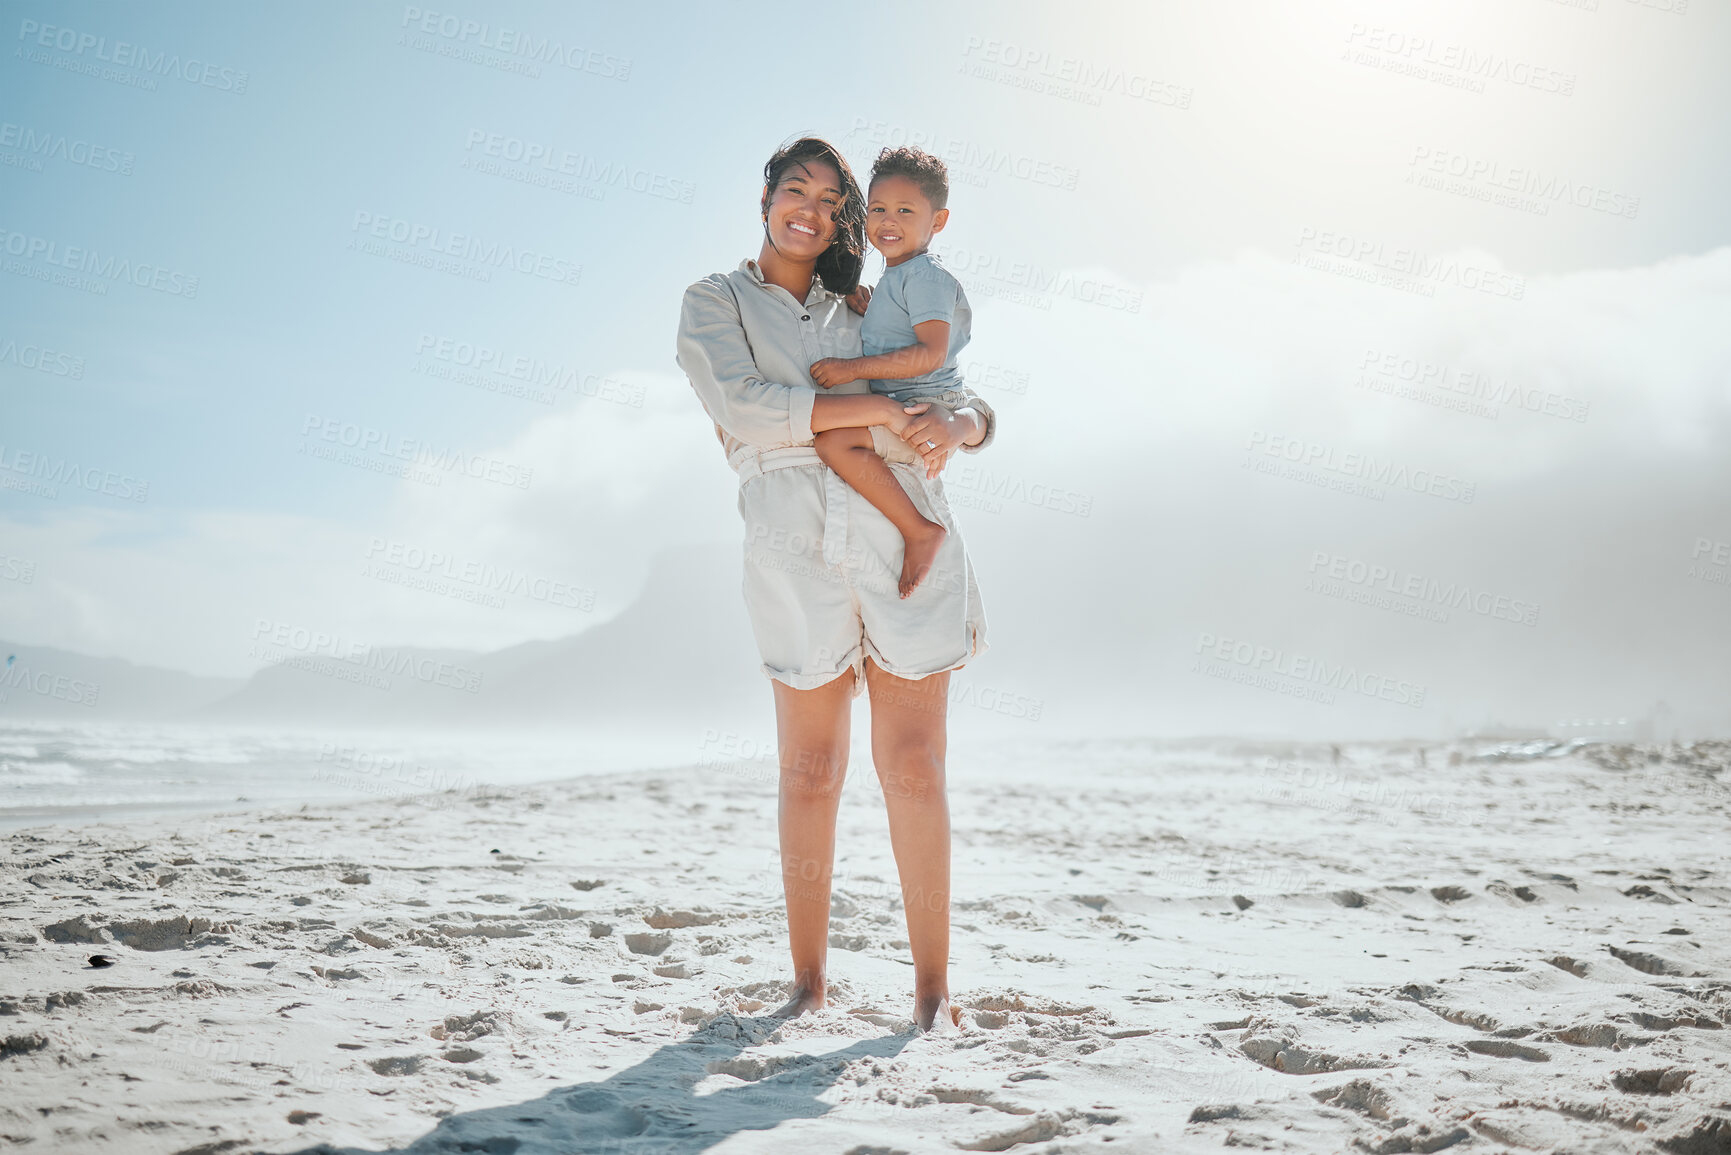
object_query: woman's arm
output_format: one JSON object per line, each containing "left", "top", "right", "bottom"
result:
{"left": 677, "top": 278, "right": 819, "bottom": 446}
{"left": 678, "top": 276, "right": 915, "bottom": 447}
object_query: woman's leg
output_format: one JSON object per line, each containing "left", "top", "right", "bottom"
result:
{"left": 770, "top": 670, "right": 854, "bottom": 1018}
{"left": 863, "top": 659, "right": 958, "bottom": 1030}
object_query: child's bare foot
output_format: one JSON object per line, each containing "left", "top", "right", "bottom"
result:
{"left": 771, "top": 981, "right": 826, "bottom": 1019}
{"left": 915, "top": 992, "right": 961, "bottom": 1033}
{"left": 898, "top": 521, "right": 948, "bottom": 598}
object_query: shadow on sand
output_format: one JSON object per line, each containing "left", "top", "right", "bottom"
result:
{"left": 277, "top": 1013, "right": 914, "bottom": 1155}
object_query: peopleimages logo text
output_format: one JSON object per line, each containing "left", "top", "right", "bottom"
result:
{"left": 1295, "top": 227, "right": 1523, "bottom": 300}
{"left": 0, "top": 444, "right": 149, "bottom": 501}
{"left": 960, "top": 37, "right": 1193, "bottom": 108}
{"left": 1307, "top": 551, "right": 1540, "bottom": 627}
{"left": 0, "top": 658, "right": 100, "bottom": 707}
{"left": 940, "top": 245, "right": 1143, "bottom": 312}
{"left": 1245, "top": 431, "right": 1476, "bottom": 504}
{"left": 399, "top": 7, "right": 630, "bottom": 79}
{"left": 0, "top": 337, "right": 84, "bottom": 379}
{"left": 1357, "top": 348, "right": 1589, "bottom": 422}
{"left": 364, "top": 537, "right": 596, "bottom": 611}
{"left": 16, "top": 19, "right": 250, "bottom": 92}
{"left": 1194, "top": 632, "right": 1427, "bottom": 709}
{"left": 351, "top": 212, "right": 581, "bottom": 286}
{"left": 1344, "top": 24, "right": 1575, "bottom": 95}
{"left": 250, "top": 619, "right": 484, "bottom": 693}
{"left": 463, "top": 131, "right": 692, "bottom": 202}
{"left": 1407, "top": 147, "right": 1639, "bottom": 219}
{"left": 301, "top": 416, "right": 532, "bottom": 489}
{"left": 415, "top": 334, "right": 644, "bottom": 400}
{"left": 0, "top": 121, "right": 134, "bottom": 174}
{"left": 0, "top": 228, "right": 198, "bottom": 296}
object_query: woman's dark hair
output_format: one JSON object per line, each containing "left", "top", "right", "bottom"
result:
{"left": 761, "top": 136, "right": 865, "bottom": 295}
{"left": 871, "top": 146, "right": 949, "bottom": 211}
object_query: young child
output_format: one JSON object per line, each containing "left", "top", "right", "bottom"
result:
{"left": 810, "top": 147, "right": 972, "bottom": 598}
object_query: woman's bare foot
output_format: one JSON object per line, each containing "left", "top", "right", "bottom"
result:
{"left": 898, "top": 521, "right": 948, "bottom": 598}
{"left": 914, "top": 992, "right": 961, "bottom": 1032}
{"left": 771, "top": 981, "right": 826, "bottom": 1019}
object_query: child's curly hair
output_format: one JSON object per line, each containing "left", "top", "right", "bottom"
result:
{"left": 870, "top": 146, "right": 950, "bottom": 211}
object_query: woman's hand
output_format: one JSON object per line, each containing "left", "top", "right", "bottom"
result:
{"left": 809, "top": 358, "right": 857, "bottom": 388}
{"left": 845, "top": 283, "right": 873, "bottom": 316}
{"left": 897, "top": 403, "right": 978, "bottom": 479}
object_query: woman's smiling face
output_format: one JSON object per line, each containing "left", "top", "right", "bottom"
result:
{"left": 763, "top": 160, "right": 843, "bottom": 261}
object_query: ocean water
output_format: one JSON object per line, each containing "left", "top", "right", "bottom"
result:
{"left": 0, "top": 720, "right": 707, "bottom": 831}
{"left": 6, "top": 719, "right": 1617, "bottom": 835}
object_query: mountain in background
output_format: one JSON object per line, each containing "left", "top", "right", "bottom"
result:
{"left": 0, "top": 643, "right": 244, "bottom": 720}
{"left": 1, "top": 546, "right": 763, "bottom": 729}
{"left": 1, "top": 542, "right": 1685, "bottom": 744}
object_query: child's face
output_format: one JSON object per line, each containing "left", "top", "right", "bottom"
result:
{"left": 866, "top": 174, "right": 949, "bottom": 265}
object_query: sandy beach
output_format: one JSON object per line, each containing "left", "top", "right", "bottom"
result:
{"left": 2, "top": 737, "right": 1727, "bottom": 1153}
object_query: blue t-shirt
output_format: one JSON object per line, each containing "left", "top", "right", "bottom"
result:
{"left": 859, "top": 251, "right": 971, "bottom": 401}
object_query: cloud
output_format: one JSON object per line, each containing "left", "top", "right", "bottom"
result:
{"left": 5, "top": 246, "right": 1727, "bottom": 740}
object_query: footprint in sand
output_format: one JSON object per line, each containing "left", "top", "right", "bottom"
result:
{"left": 1613, "top": 1067, "right": 1694, "bottom": 1094}
{"left": 1239, "top": 1028, "right": 1392, "bottom": 1075}
{"left": 42, "top": 914, "right": 230, "bottom": 951}
{"left": 1465, "top": 1038, "right": 1550, "bottom": 1061}
{"left": 365, "top": 1054, "right": 424, "bottom": 1076}
{"left": 1311, "top": 1078, "right": 1396, "bottom": 1120}
{"left": 643, "top": 907, "right": 721, "bottom": 929}
{"left": 706, "top": 1054, "right": 799, "bottom": 1081}
{"left": 1607, "top": 944, "right": 1700, "bottom": 977}
{"left": 1628, "top": 1010, "right": 1721, "bottom": 1031}
{"left": 545, "top": 1089, "right": 647, "bottom": 1138}
{"left": 1549, "top": 1022, "right": 1624, "bottom": 1048}
{"left": 1486, "top": 881, "right": 1541, "bottom": 904}
{"left": 931, "top": 1087, "right": 1034, "bottom": 1115}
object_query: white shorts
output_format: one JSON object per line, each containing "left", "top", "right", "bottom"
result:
{"left": 734, "top": 431, "right": 988, "bottom": 695}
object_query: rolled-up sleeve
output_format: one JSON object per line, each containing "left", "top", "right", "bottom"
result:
{"left": 676, "top": 278, "right": 815, "bottom": 449}
{"left": 926, "top": 386, "right": 997, "bottom": 454}
{"left": 960, "top": 391, "right": 996, "bottom": 453}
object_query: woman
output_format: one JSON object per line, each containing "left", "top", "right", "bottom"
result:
{"left": 676, "top": 137, "right": 996, "bottom": 1032}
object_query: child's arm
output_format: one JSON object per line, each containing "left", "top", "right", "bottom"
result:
{"left": 810, "top": 393, "right": 921, "bottom": 437}
{"left": 810, "top": 319, "right": 949, "bottom": 388}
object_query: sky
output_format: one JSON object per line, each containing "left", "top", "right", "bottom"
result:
{"left": 2, "top": 0, "right": 1728, "bottom": 739}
